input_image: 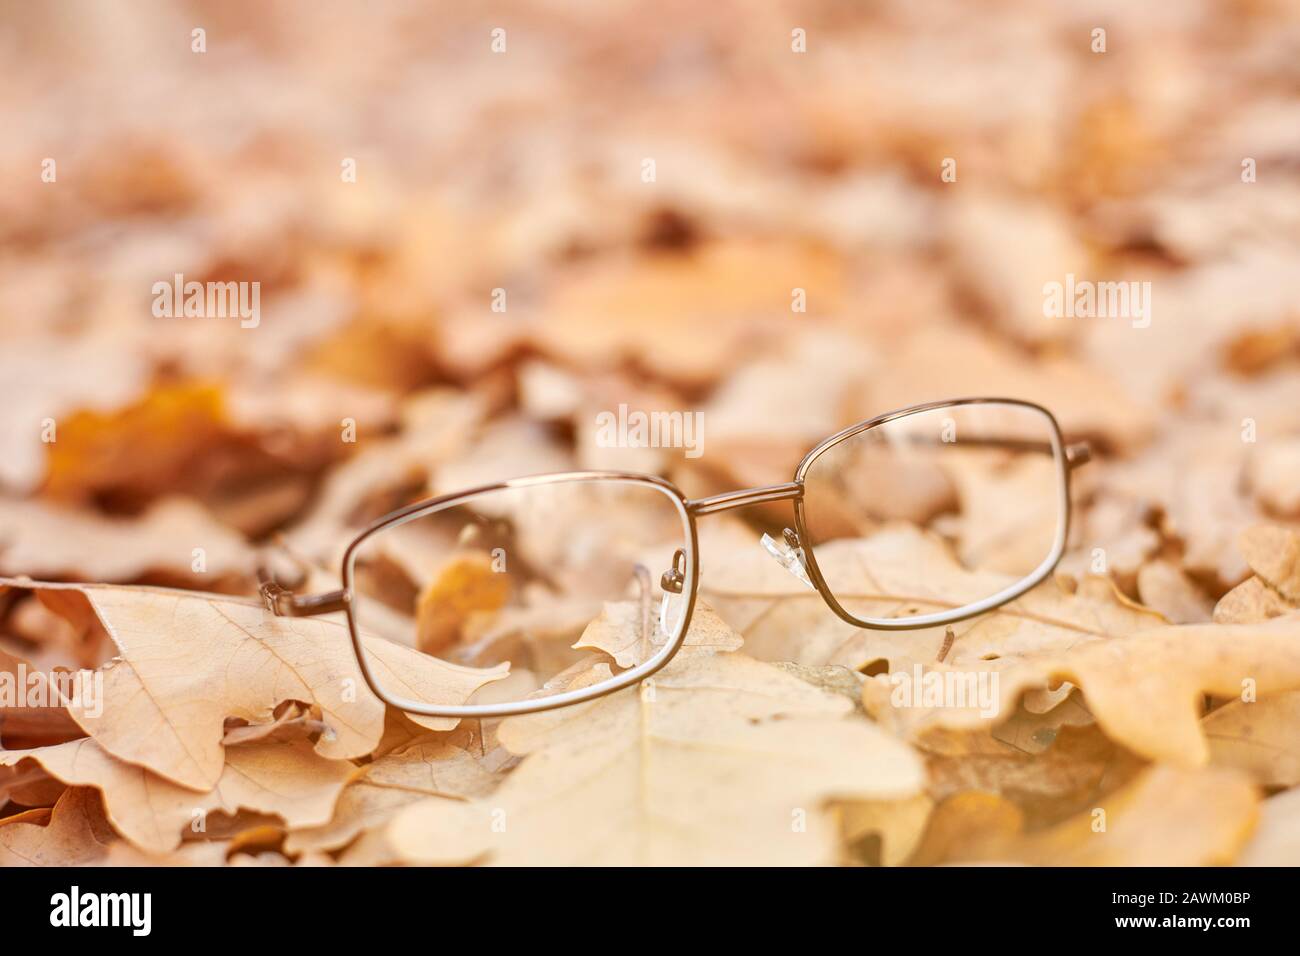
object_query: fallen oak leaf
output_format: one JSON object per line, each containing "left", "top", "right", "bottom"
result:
{"left": 946, "top": 192, "right": 1090, "bottom": 347}
{"left": 0, "top": 334, "right": 150, "bottom": 494}
{"left": 0, "top": 735, "right": 353, "bottom": 854}
{"left": 689, "top": 330, "right": 873, "bottom": 491}
{"left": 1246, "top": 439, "right": 1300, "bottom": 519}
{"left": 838, "top": 793, "right": 933, "bottom": 867}
{"left": 912, "top": 766, "right": 1257, "bottom": 866}
{"left": 415, "top": 552, "right": 510, "bottom": 654}
{"left": 387, "top": 650, "right": 925, "bottom": 866}
{"left": 103, "top": 838, "right": 233, "bottom": 867}
{"left": 285, "top": 739, "right": 496, "bottom": 856}
{"left": 225, "top": 823, "right": 285, "bottom": 858}
{"left": 1055, "top": 494, "right": 1159, "bottom": 594}
{"left": 456, "top": 594, "right": 606, "bottom": 671}
{"left": 1214, "top": 576, "right": 1296, "bottom": 624}
{"left": 1136, "top": 559, "right": 1215, "bottom": 624}
{"left": 41, "top": 380, "right": 227, "bottom": 507}
{"left": 1204, "top": 690, "right": 1300, "bottom": 787}
{"left": 221, "top": 701, "right": 324, "bottom": 746}
{"left": 534, "top": 238, "right": 843, "bottom": 388}
{"left": 770, "top": 661, "right": 864, "bottom": 710}
{"left": 923, "top": 722, "right": 1142, "bottom": 830}
{"left": 4, "top": 580, "right": 507, "bottom": 790}
{"left": 1237, "top": 787, "right": 1300, "bottom": 866}
{"left": 1213, "top": 525, "right": 1299, "bottom": 623}
{"left": 284, "top": 390, "right": 487, "bottom": 565}
{"left": 865, "top": 324, "right": 1155, "bottom": 453}
{"left": 229, "top": 848, "right": 337, "bottom": 867}
{"left": 0, "top": 645, "right": 87, "bottom": 746}
{"left": 1104, "top": 422, "right": 1264, "bottom": 589}
{"left": 864, "top": 613, "right": 1300, "bottom": 767}
{"left": 448, "top": 602, "right": 749, "bottom": 776}
{"left": 907, "top": 791, "right": 1023, "bottom": 866}
{"left": 1238, "top": 525, "right": 1300, "bottom": 602}
{"left": 0, "top": 497, "right": 254, "bottom": 585}
{"left": 0, "top": 786, "right": 116, "bottom": 866}
{"left": 999, "top": 765, "right": 1258, "bottom": 866}
{"left": 1, "top": 761, "right": 62, "bottom": 809}
{"left": 572, "top": 599, "right": 743, "bottom": 668}
{"left": 988, "top": 689, "right": 1096, "bottom": 755}
{"left": 8, "top": 585, "right": 114, "bottom": 671}
{"left": 177, "top": 809, "right": 279, "bottom": 842}
{"left": 434, "top": 600, "right": 748, "bottom": 806}
{"left": 703, "top": 526, "right": 1163, "bottom": 676}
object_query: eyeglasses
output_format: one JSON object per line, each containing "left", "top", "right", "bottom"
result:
{"left": 260, "top": 398, "right": 1090, "bottom": 719}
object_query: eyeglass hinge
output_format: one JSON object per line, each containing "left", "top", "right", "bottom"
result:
{"left": 259, "top": 583, "right": 349, "bottom": 617}
{"left": 1065, "top": 441, "right": 1092, "bottom": 469}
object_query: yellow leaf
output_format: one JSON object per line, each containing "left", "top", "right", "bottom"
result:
{"left": 1239, "top": 525, "right": 1300, "bottom": 602}
{"left": 6, "top": 580, "right": 507, "bottom": 790}
{"left": 1205, "top": 691, "right": 1300, "bottom": 786}
{"left": 572, "top": 599, "right": 743, "bottom": 668}
{"left": 0, "top": 787, "right": 116, "bottom": 866}
{"left": 0, "top": 497, "right": 253, "bottom": 584}
{"left": 387, "top": 649, "right": 925, "bottom": 865}
{"left": 704, "top": 525, "right": 1163, "bottom": 675}
{"left": 916, "top": 766, "right": 1257, "bottom": 866}
{"left": 1238, "top": 787, "right": 1300, "bottom": 866}
{"left": 42, "top": 382, "right": 226, "bottom": 505}
{"left": 415, "top": 552, "right": 510, "bottom": 654}
{"left": 1, "top": 736, "right": 353, "bottom": 854}
{"left": 867, "top": 614, "right": 1300, "bottom": 766}
{"left": 285, "top": 739, "right": 496, "bottom": 856}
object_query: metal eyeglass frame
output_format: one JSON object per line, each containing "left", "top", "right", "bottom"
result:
{"left": 261, "top": 397, "right": 1091, "bottom": 719}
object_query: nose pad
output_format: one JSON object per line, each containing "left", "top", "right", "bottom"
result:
{"left": 658, "top": 548, "right": 688, "bottom": 637}
{"left": 760, "top": 528, "right": 814, "bottom": 590}
{"left": 660, "top": 550, "right": 685, "bottom": 594}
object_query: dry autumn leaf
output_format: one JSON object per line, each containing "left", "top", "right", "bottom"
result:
{"left": 914, "top": 766, "right": 1258, "bottom": 867}
{"left": 1238, "top": 525, "right": 1300, "bottom": 602}
{"left": 1214, "top": 525, "right": 1300, "bottom": 623}
{"left": 1204, "top": 690, "right": 1300, "bottom": 787}
{"left": 1, "top": 735, "right": 352, "bottom": 854}
{"left": 285, "top": 739, "right": 496, "bottom": 856}
{"left": 387, "top": 648, "right": 925, "bottom": 866}
{"left": 865, "top": 614, "right": 1300, "bottom": 766}
{"left": 0, "top": 336, "right": 150, "bottom": 495}
{"left": 41, "top": 382, "right": 227, "bottom": 506}
{"left": 0, "top": 786, "right": 117, "bottom": 867}
{"left": 0, "top": 497, "right": 254, "bottom": 584}
{"left": 573, "top": 599, "right": 743, "bottom": 668}
{"left": 1136, "top": 559, "right": 1215, "bottom": 624}
{"left": 3, "top": 580, "right": 506, "bottom": 790}
{"left": 703, "top": 525, "right": 1164, "bottom": 675}
{"left": 414, "top": 552, "right": 511, "bottom": 653}
{"left": 1237, "top": 787, "right": 1300, "bottom": 866}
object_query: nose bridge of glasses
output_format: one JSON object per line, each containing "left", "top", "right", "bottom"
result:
{"left": 686, "top": 481, "right": 803, "bottom": 517}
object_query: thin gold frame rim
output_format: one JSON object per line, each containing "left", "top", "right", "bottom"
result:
{"left": 793, "top": 397, "right": 1071, "bottom": 630}
{"left": 340, "top": 472, "right": 700, "bottom": 719}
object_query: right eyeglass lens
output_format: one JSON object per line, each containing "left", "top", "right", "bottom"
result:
{"left": 800, "top": 402, "right": 1066, "bottom": 625}
{"left": 345, "top": 478, "right": 692, "bottom": 711}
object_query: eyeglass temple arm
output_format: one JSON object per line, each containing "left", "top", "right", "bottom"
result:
{"left": 256, "top": 563, "right": 348, "bottom": 617}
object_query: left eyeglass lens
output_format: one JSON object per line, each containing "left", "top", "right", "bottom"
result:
{"left": 345, "top": 479, "right": 691, "bottom": 710}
